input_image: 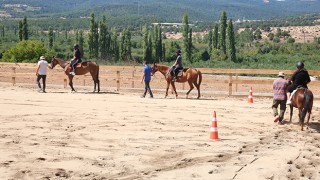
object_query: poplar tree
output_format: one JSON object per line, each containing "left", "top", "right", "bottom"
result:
{"left": 99, "top": 15, "right": 108, "bottom": 60}
{"left": 111, "top": 27, "right": 119, "bottom": 62}
{"left": 213, "top": 23, "right": 219, "bottom": 49}
{"left": 79, "top": 30, "right": 84, "bottom": 58}
{"left": 88, "top": 13, "right": 99, "bottom": 59}
{"left": 182, "top": 14, "right": 191, "bottom": 62}
{"left": 142, "top": 25, "right": 152, "bottom": 62}
{"left": 219, "top": 11, "right": 227, "bottom": 54}
{"left": 22, "top": 16, "right": 28, "bottom": 40}
{"left": 18, "top": 21, "right": 23, "bottom": 41}
{"left": 208, "top": 30, "right": 213, "bottom": 52}
{"left": 227, "top": 19, "right": 237, "bottom": 63}
{"left": 48, "top": 26, "right": 54, "bottom": 49}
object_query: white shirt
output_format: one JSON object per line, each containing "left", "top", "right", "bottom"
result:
{"left": 37, "top": 60, "right": 48, "bottom": 75}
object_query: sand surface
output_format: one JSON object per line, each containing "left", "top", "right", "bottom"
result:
{"left": 1, "top": 86, "right": 320, "bottom": 180}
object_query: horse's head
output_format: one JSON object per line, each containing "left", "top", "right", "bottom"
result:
{"left": 151, "top": 63, "right": 158, "bottom": 76}
{"left": 50, "top": 56, "right": 58, "bottom": 69}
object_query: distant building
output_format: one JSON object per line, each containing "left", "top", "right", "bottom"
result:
{"left": 152, "top": 23, "right": 194, "bottom": 28}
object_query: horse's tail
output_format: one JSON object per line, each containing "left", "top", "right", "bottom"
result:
{"left": 301, "top": 89, "right": 312, "bottom": 124}
{"left": 197, "top": 70, "right": 202, "bottom": 86}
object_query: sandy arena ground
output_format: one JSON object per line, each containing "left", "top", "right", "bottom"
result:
{"left": 0, "top": 85, "right": 320, "bottom": 180}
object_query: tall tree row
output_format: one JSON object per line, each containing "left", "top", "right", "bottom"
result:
{"left": 18, "top": 16, "right": 29, "bottom": 41}
{"left": 88, "top": 13, "right": 99, "bottom": 59}
{"left": 182, "top": 14, "right": 192, "bottom": 63}
{"left": 219, "top": 11, "right": 227, "bottom": 55}
{"left": 226, "top": 19, "right": 237, "bottom": 62}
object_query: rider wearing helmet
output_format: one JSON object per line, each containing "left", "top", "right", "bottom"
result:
{"left": 70, "top": 44, "right": 82, "bottom": 76}
{"left": 171, "top": 49, "right": 183, "bottom": 82}
{"left": 286, "top": 61, "right": 311, "bottom": 105}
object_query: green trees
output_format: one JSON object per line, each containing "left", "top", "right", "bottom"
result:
{"left": 182, "top": 14, "right": 192, "bottom": 63}
{"left": 22, "top": 16, "right": 28, "bottom": 40}
{"left": 219, "top": 11, "right": 227, "bottom": 54}
{"left": 48, "top": 26, "right": 54, "bottom": 49}
{"left": 88, "top": 13, "right": 99, "bottom": 59}
{"left": 3, "top": 40, "right": 49, "bottom": 62}
{"left": 120, "top": 28, "right": 132, "bottom": 62}
{"left": 226, "top": 20, "right": 237, "bottom": 62}
{"left": 142, "top": 25, "right": 152, "bottom": 62}
{"left": 18, "top": 16, "right": 29, "bottom": 41}
{"left": 99, "top": 15, "right": 111, "bottom": 61}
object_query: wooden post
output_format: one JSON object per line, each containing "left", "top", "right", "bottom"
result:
{"left": 116, "top": 71, "right": 120, "bottom": 91}
{"left": 11, "top": 67, "right": 16, "bottom": 86}
{"left": 235, "top": 73, "right": 238, "bottom": 92}
{"left": 83, "top": 79, "right": 85, "bottom": 86}
{"left": 64, "top": 79, "right": 67, "bottom": 88}
{"left": 131, "top": 70, "right": 134, "bottom": 88}
{"left": 228, "top": 73, "right": 232, "bottom": 96}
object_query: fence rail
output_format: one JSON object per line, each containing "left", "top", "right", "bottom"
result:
{"left": 1, "top": 63, "right": 320, "bottom": 98}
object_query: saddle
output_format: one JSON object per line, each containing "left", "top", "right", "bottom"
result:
{"left": 170, "top": 68, "right": 188, "bottom": 77}
{"left": 65, "top": 62, "right": 87, "bottom": 71}
{"left": 290, "top": 86, "right": 307, "bottom": 99}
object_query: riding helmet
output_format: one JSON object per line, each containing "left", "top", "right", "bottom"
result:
{"left": 73, "top": 44, "right": 79, "bottom": 49}
{"left": 296, "top": 61, "right": 304, "bottom": 69}
{"left": 176, "top": 49, "right": 181, "bottom": 54}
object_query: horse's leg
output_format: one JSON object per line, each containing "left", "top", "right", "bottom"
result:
{"left": 193, "top": 81, "right": 200, "bottom": 99}
{"left": 170, "top": 82, "right": 178, "bottom": 99}
{"left": 165, "top": 81, "right": 170, "bottom": 98}
{"left": 68, "top": 75, "right": 76, "bottom": 92}
{"left": 289, "top": 105, "right": 293, "bottom": 123}
{"left": 186, "top": 80, "right": 194, "bottom": 99}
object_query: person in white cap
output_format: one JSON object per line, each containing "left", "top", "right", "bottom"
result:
{"left": 272, "top": 71, "right": 289, "bottom": 125}
{"left": 36, "top": 56, "right": 49, "bottom": 93}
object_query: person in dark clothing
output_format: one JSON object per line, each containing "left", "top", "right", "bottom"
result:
{"left": 141, "top": 61, "right": 153, "bottom": 98}
{"left": 286, "top": 61, "right": 311, "bottom": 105}
{"left": 70, "top": 44, "right": 82, "bottom": 76}
{"left": 171, "top": 49, "right": 183, "bottom": 82}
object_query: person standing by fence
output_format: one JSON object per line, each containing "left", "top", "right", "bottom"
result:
{"left": 36, "top": 56, "right": 49, "bottom": 93}
{"left": 141, "top": 61, "right": 153, "bottom": 98}
{"left": 272, "top": 72, "right": 289, "bottom": 124}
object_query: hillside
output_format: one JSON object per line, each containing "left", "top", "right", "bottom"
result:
{"left": 0, "top": 0, "right": 320, "bottom": 22}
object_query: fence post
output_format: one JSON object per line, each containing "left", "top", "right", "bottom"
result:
{"left": 11, "top": 67, "right": 16, "bottom": 86}
{"left": 228, "top": 73, "right": 232, "bottom": 96}
{"left": 116, "top": 70, "right": 120, "bottom": 91}
{"left": 235, "top": 73, "right": 238, "bottom": 92}
{"left": 64, "top": 79, "right": 67, "bottom": 88}
{"left": 131, "top": 70, "right": 134, "bottom": 88}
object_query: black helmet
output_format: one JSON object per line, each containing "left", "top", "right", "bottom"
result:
{"left": 176, "top": 49, "right": 181, "bottom": 54}
{"left": 296, "top": 61, "right": 304, "bottom": 69}
{"left": 73, "top": 44, "right": 79, "bottom": 49}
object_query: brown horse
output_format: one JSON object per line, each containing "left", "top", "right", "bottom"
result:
{"left": 51, "top": 57, "right": 100, "bottom": 92}
{"left": 151, "top": 63, "right": 202, "bottom": 99}
{"left": 289, "top": 88, "right": 313, "bottom": 131}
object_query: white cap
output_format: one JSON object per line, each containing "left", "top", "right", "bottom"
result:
{"left": 40, "top": 56, "right": 45, "bottom": 60}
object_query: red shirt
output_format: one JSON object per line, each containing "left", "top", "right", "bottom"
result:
{"left": 273, "top": 78, "right": 289, "bottom": 100}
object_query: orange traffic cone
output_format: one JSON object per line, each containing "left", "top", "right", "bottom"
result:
{"left": 210, "top": 111, "right": 219, "bottom": 141}
{"left": 248, "top": 87, "right": 253, "bottom": 103}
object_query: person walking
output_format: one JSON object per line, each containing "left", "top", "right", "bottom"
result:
{"left": 272, "top": 72, "right": 289, "bottom": 125}
{"left": 36, "top": 56, "right": 49, "bottom": 93}
{"left": 141, "top": 61, "right": 153, "bottom": 98}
